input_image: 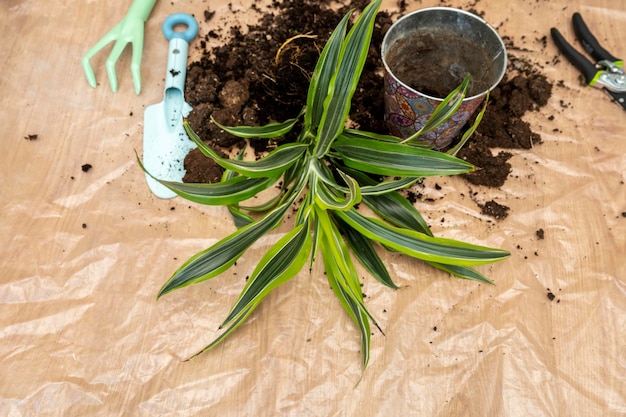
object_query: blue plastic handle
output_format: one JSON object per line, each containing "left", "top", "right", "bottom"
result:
{"left": 162, "top": 13, "right": 198, "bottom": 42}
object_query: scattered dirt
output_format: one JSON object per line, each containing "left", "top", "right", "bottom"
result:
{"left": 458, "top": 69, "right": 552, "bottom": 188}
{"left": 546, "top": 288, "right": 560, "bottom": 303}
{"left": 183, "top": 0, "right": 553, "bottom": 217}
{"left": 479, "top": 199, "right": 510, "bottom": 220}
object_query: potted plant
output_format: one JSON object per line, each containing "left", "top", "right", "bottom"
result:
{"left": 381, "top": 7, "right": 507, "bottom": 149}
{"left": 140, "top": 0, "right": 509, "bottom": 368}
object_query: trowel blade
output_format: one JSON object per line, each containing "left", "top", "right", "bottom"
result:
{"left": 142, "top": 98, "right": 195, "bottom": 199}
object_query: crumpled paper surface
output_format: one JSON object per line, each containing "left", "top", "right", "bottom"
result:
{"left": 1, "top": 0, "right": 624, "bottom": 416}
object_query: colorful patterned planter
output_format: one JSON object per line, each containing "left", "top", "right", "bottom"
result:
{"left": 381, "top": 8, "right": 507, "bottom": 149}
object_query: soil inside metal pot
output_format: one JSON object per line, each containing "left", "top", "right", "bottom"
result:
{"left": 385, "top": 29, "right": 496, "bottom": 98}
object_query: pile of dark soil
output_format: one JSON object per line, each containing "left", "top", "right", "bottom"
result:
{"left": 457, "top": 63, "right": 552, "bottom": 188}
{"left": 183, "top": 0, "right": 552, "bottom": 208}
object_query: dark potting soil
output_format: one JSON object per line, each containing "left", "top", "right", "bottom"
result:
{"left": 183, "top": 0, "right": 553, "bottom": 214}
{"left": 385, "top": 29, "right": 496, "bottom": 98}
{"left": 479, "top": 199, "right": 510, "bottom": 220}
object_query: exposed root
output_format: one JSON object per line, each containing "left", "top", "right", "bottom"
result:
{"left": 275, "top": 33, "right": 317, "bottom": 65}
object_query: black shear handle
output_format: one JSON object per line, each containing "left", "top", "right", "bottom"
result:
{"left": 572, "top": 12, "right": 621, "bottom": 63}
{"left": 550, "top": 27, "right": 598, "bottom": 84}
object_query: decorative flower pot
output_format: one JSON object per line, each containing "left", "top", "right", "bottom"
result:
{"left": 382, "top": 7, "right": 507, "bottom": 148}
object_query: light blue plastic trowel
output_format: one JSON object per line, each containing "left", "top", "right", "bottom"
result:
{"left": 143, "top": 13, "right": 198, "bottom": 199}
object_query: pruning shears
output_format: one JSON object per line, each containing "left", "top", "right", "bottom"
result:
{"left": 550, "top": 12, "right": 625, "bottom": 110}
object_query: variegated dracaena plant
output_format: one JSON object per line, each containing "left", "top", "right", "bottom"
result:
{"left": 140, "top": 0, "right": 509, "bottom": 367}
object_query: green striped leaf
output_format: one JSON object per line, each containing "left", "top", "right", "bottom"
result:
{"left": 332, "top": 136, "right": 474, "bottom": 177}
{"left": 404, "top": 74, "right": 470, "bottom": 143}
{"left": 186, "top": 212, "right": 311, "bottom": 360}
{"left": 360, "top": 177, "right": 419, "bottom": 196}
{"left": 337, "top": 165, "right": 431, "bottom": 235}
{"left": 309, "top": 213, "right": 321, "bottom": 271}
{"left": 211, "top": 109, "right": 303, "bottom": 139}
{"left": 316, "top": 208, "right": 380, "bottom": 327}
{"left": 185, "top": 120, "right": 308, "bottom": 178}
{"left": 137, "top": 152, "right": 279, "bottom": 206}
{"left": 154, "top": 175, "right": 279, "bottom": 206}
{"left": 223, "top": 149, "right": 254, "bottom": 227}
{"left": 311, "top": 163, "right": 362, "bottom": 211}
{"left": 314, "top": 177, "right": 361, "bottom": 211}
{"left": 158, "top": 201, "right": 292, "bottom": 297}
{"left": 313, "top": 0, "right": 382, "bottom": 158}
{"left": 239, "top": 193, "right": 283, "bottom": 213}
{"left": 337, "top": 216, "right": 398, "bottom": 289}
{"left": 228, "top": 205, "right": 255, "bottom": 228}
{"left": 186, "top": 304, "right": 257, "bottom": 361}
{"left": 363, "top": 192, "right": 432, "bottom": 236}
{"left": 323, "top": 248, "right": 371, "bottom": 368}
{"left": 318, "top": 210, "right": 374, "bottom": 367}
{"left": 316, "top": 208, "right": 359, "bottom": 292}
{"left": 304, "top": 11, "right": 351, "bottom": 131}
{"left": 222, "top": 222, "right": 312, "bottom": 326}
{"left": 427, "top": 262, "right": 494, "bottom": 285}
{"left": 336, "top": 209, "right": 510, "bottom": 266}
{"left": 342, "top": 128, "right": 432, "bottom": 148}
{"left": 447, "top": 90, "right": 490, "bottom": 157}
{"left": 316, "top": 158, "right": 417, "bottom": 196}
